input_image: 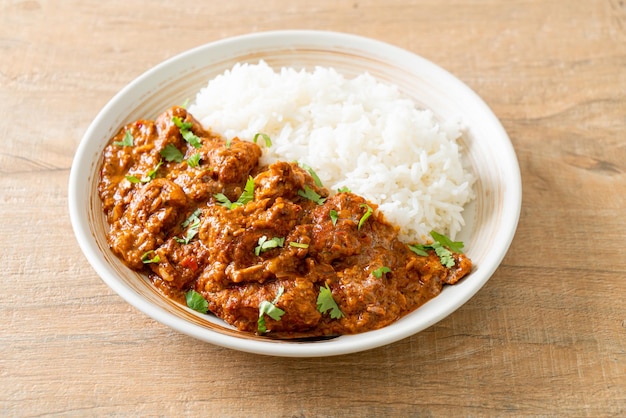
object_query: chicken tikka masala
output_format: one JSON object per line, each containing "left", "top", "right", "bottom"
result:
{"left": 98, "top": 106, "right": 472, "bottom": 338}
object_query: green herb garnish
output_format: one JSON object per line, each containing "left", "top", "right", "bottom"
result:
{"left": 430, "top": 231, "right": 464, "bottom": 254}
{"left": 113, "top": 130, "right": 134, "bottom": 147}
{"left": 258, "top": 286, "right": 285, "bottom": 333}
{"left": 408, "top": 230, "right": 464, "bottom": 268}
{"left": 253, "top": 132, "right": 272, "bottom": 148}
{"left": 160, "top": 144, "right": 184, "bottom": 163}
{"left": 357, "top": 204, "right": 373, "bottom": 230}
{"left": 146, "top": 160, "right": 163, "bottom": 180}
{"left": 124, "top": 160, "right": 162, "bottom": 184}
{"left": 298, "top": 185, "right": 326, "bottom": 205}
{"left": 289, "top": 242, "right": 309, "bottom": 249}
{"left": 185, "top": 290, "right": 208, "bottom": 314}
{"left": 175, "top": 218, "right": 200, "bottom": 245}
{"left": 125, "top": 175, "right": 142, "bottom": 184}
{"left": 372, "top": 266, "right": 391, "bottom": 279}
{"left": 214, "top": 176, "right": 255, "bottom": 209}
{"left": 254, "top": 236, "right": 285, "bottom": 256}
{"left": 172, "top": 116, "right": 202, "bottom": 149}
{"left": 337, "top": 186, "right": 351, "bottom": 193}
{"left": 317, "top": 284, "right": 344, "bottom": 319}
{"left": 329, "top": 209, "right": 338, "bottom": 226}
{"left": 298, "top": 162, "right": 322, "bottom": 187}
{"left": 186, "top": 152, "right": 201, "bottom": 168}
{"left": 181, "top": 208, "right": 201, "bottom": 228}
{"left": 140, "top": 250, "right": 160, "bottom": 264}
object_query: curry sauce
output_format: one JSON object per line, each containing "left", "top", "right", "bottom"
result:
{"left": 98, "top": 106, "right": 472, "bottom": 337}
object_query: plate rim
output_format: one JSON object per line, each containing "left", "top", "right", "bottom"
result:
{"left": 68, "top": 29, "right": 522, "bottom": 357}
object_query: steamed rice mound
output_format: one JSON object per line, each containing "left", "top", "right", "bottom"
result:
{"left": 189, "top": 61, "right": 475, "bottom": 243}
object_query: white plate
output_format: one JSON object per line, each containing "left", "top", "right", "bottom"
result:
{"left": 68, "top": 30, "right": 521, "bottom": 357}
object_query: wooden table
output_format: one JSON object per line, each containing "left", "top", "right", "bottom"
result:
{"left": 2, "top": 0, "right": 625, "bottom": 416}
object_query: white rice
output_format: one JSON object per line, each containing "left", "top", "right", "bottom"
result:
{"left": 189, "top": 61, "right": 474, "bottom": 243}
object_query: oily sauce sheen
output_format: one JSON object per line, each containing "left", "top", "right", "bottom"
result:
{"left": 98, "top": 106, "right": 472, "bottom": 338}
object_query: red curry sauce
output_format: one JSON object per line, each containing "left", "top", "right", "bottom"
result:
{"left": 98, "top": 106, "right": 472, "bottom": 338}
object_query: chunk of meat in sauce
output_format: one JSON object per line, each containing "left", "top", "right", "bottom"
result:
{"left": 98, "top": 106, "right": 472, "bottom": 338}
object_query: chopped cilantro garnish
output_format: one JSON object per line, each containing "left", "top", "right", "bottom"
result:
{"left": 172, "top": 116, "right": 202, "bottom": 149}
{"left": 317, "top": 284, "right": 344, "bottom": 319}
{"left": 337, "top": 186, "right": 351, "bottom": 193}
{"left": 225, "top": 138, "right": 232, "bottom": 149}
{"left": 146, "top": 160, "right": 163, "bottom": 180}
{"left": 214, "top": 176, "right": 255, "bottom": 209}
{"left": 160, "top": 144, "right": 184, "bottom": 163}
{"left": 372, "top": 266, "right": 391, "bottom": 279}
{"left": 180, "top": 98, "right": 190, "bottom": 109}
{"left": 181, "top": 208, "right": 201, "bottom": 228}
{"left": 113, "top": 130, "right": 134, "bottom": 147}
{"left": 186, "top": 152, "right": 201, "bottom": 168}
{"left": 125, "top": 175, "right": 142, "bottom": 184}
{"left": 298, "top": 185, "right": 326, "bottom": 205}
{"left": 255, "top": 236, "right": 285, "bottom": 256}
{"left": 408, "top": 230, "right": 463, "bottom": 268}
{"left": 329, "top": 209, "right": 338, "bottom": 226}
{"left": 140, "top": 250, "right": 160, "bottom": 264}
{"left": 171, "top": 115, "right": 192, "bottom": 130}
{"left": 357, "top": 204, "right": 373, "bottom": 230}
{"left": 430, "top": 230, "right": 464, "bottom": 254}
{"left": 297, "top": 162, "right": 323, "bottom": 187}
{"left": 185, "top": 290, "right": 208, "bottom": 314}
{"left": 175, "top": 218, "right": 200, "bottom": 245}
{"left": 432, "top": 242, "right": 455, "bottom": 268}
{"left": 408, "top": 244, "right": 429, "bottom": 257}
{"left": 258, "top": 286, "right": 285, "bottom": 333}
{"left": 289, "top": 242, "right": 309, "bottom": 249}
{"left": 125, "top": 160, "right": 162, "bottom": 184}
{"left": 253, "top": 132, "right": 272, "bottom": 148}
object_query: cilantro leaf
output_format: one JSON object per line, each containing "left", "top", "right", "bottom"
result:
{"left": 181, "top": 208, "right": 202, "bottom": 228}
{"left": 337, "top": 186, "right": 351, "bottom": 193}
{"left": 160, "top": 144, "right": 184, "bottom": 163}
{"left": 214, "top": 177, "right": 255, "bottom": 209}
{"left": 182, "top": 130, "right": 202, "bottom": 149}
{"left": 407, "top": 231, "right": 463, "bottom": 268}
{"left": 298, "top": 162, "right": 323, "bottom": 187}
{"left": 125, "top": 160, "right": 162, "bottom": 184}
{"left": 430, "top": 230, "right": 464, "bottom": 254}
{"left": 432, "top": 242, "right": 455, "bottom": 268}
{"left": 357, "top": 204, "right": 373, "bottom": 230}
{"left": 372, "top": 266, "right": 391, "bottom": 278}
{"left": 214, "top": 193, "right": 234, "bottom": 209}
{"left": 186, "top": 152, "right": 201, "bottom": 168}
{"left": 235, "top": 176, "right": 255, "bottom": 206}
{"left": 317, "top": 284, "right": 344, "bottom": 319}
{"left": 407, "top": 244, "right": 429, "bottom": 257}
{"left": 113, "top": 130, "right": 134, "bottom": 147}
{"left": 289, "top": 242, "right": 309, "bottom": 249}
{"left": 253, "top": 132, "right": 272, "bottom": 148}
{"left": 172, "top": 116, "right": 202, "bottom": 149}
{"left": 298, "top": 185, "right": 326, "bottom": 205}
{"left": 185, "top": 290, "right": 208, "bottom": 314}
{"left": 125, "top": 175, "right": 143, "bottom": 184}
{"left": 254, "top": 236, "right": 285, "bottom": 256}
{"left": 258, "top": 286, "right": 285, "bottom": 333}
{"left": 140, "top": 250, "right": 160, "bottom": 264}
{"left": 172, "top": 115, "right": 192, "bottom": 130}
{"left": 329, "top": 209, "right": 338, "bottom": 226}
{"left": 175, "top": 218, "right": 200, "bottom": 245}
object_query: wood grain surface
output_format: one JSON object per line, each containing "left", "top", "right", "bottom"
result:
{"left": 1, "top": 0, "right": 625, "bottom": 416}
